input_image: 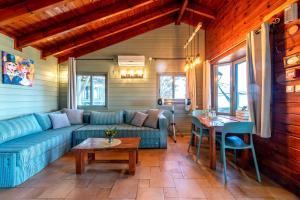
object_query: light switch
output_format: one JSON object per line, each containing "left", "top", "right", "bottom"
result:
{"left": 295, "top": 85, "right": 300, "bottom": 92}
{"left": 286, "top": 85, "right": 294, "bottom": 93}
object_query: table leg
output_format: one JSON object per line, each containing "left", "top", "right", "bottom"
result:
{"left": 136, "top": 150, "right": 139, "bottom": 164}
{"left": 88, "top": 152, "right": 95, "bottom": 164}
{"left": 241, "top": 134, "right": 250, "bottom": 169}
{"left": 129, "top": 150, "right": 137, "bottom": 175}
{"left": 75, "top": 151, "right": 85, "bottom": 174}
{"left": 209, "top": 127, "right": 216, "bottom": 170}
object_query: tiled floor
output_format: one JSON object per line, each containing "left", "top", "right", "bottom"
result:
{"left": 0, "top": 136, "right": 299, "bottom": 200}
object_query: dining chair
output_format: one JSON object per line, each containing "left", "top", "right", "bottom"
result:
{"left": 188, "top": 114, "right": 209, "bottom": 162}
{"left": 216, "top": 122, "right": 261, "bottom": 183}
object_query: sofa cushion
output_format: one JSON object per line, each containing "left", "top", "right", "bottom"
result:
{"left": 34, "top": 113, "right": 52, "bottom": 131}
{"left": 90, "top": 111, "right": 124, "bottom": 125}
{"left": 124, "top": 110, "right": 147, "bottom": 124}
{"left": 0, "top": 125, "right": 83, "bottom": 166}
{"left": 144, "top": 109, "right": 162, "bottom": 129}
{"left": 63, "top": 108, "right": 84, "bottom": 125}
{"left": 131, "top": 112, "right": 148, "bottom": 127}
{"left": 0, "top": 114, "right": 42, "bottom": 145}
{"left": 49, "top": 113, "right": 71, "bottom": 129}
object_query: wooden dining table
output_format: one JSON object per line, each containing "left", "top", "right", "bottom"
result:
{"left": 194, "top": 115, "right": 250, "bottom": 170}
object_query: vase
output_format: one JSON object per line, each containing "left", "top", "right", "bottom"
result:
{"left": 108, "top": 137, "right": 113, "bottom": 143}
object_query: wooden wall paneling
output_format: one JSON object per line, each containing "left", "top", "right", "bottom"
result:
{"left": 259, "top": 13, "right": 300, "bottom": 196}
{"left": 205, "top": 0, "right": 300, "bottom": 195}
{"left": 205, "top": 0, "right": 286, "bottom": 60}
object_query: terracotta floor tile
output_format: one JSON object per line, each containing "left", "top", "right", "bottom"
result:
{"left": 138, "top": 179, "right": 150, "bottom": 188}
{"left": 0, "top": 136, "right": 297, "bottom": 200}
{"left": 90, "top": 170, "right": 120, "bottom": 188}
{"left": 109, "top": 178, "right": 138, "bottom": 199}
{"left": 174, "top": 178, "right": 206, "bottom": 198}
{"left": 164, "top": 187, "right": 178, "bottom": 198}
{"left": 150, "top": 171, "right": 175, "bottom": 188}
{"left": 202, "top": 188, "right": 235, "bottom": 200}
{"left": 37, "top": 180, "right": 76, "bottom": 198}
{"left": 137, "top": 187, "right": 164, "bottom": 200}
{"left": 66, "top": 186, "right": 100, "bottom": 200}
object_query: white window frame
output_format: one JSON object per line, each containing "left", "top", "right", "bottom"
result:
{"left": 157, "top": 73, "right": 186, "bottom": 103}
{"left": 213, "top": 57, "right": 247, "bottom": 115}
{"left": 76, "top": 72, "right": 108, "bottom": 109}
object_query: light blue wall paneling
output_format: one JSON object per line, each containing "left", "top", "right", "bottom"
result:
{"left": 0, "top": 34, "right": 59, "bottom": 119}
{"left": 59, "top": 24, "right": 205, "bottom": 132}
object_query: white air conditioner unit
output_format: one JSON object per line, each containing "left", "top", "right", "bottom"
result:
{"left": 118, "top": 55, "right": 145, "bottom": 67}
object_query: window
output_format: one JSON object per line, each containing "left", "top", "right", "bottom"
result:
{"left": 235, "top": 61, "right": 248, "bottom": 110}
{"left": 77, "top": 73, "right": 107, "bottom": 107}
{"left": 214, "top": 58, "right": 247, "bottom": 115}
{"left": 216, "top": 64, "right": 231, "bottom": 113}
{"left": 159, "top": 74, "right": 186, "bottom": 99}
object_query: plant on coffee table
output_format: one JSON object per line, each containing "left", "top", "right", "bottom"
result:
{"left": 104, "top": 128, "right": 117, "bottom": 143}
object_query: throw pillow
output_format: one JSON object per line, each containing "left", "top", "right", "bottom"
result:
{"left": 131, "top": 112, "right": 148, "bottom": 127}
{"left": 63, "top": 108, "right": 84, "bottom": 124}
{"left": 143, "top": 109, "right": 162, "bottom": 129}
{"left": 34, "top": 113, "right": 52, "bottom": 130}
{"left": 49, "top": 113, "right": 71, "bottom": 129}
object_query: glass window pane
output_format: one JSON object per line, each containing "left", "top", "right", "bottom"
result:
{"left": 77, "top": 75, "right": 91, "bottom": 106}
{"left": 160, "top": 76, "right": 173, "bottom": 99}
{"left": 236, "top": 61, "right": 248, "bottom": 109}
{"left": 174, "top": 76, "right": 186, "bottom": 99}
{"left": 217, "top": 64, "right": 231, "bottom": 113}
{"left": 92, "top": 76, "right": 106, "bottom": 106}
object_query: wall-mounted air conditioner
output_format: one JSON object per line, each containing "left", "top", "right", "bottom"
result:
{"left": 117, "top": 55, "right": 145, "bottom": 67}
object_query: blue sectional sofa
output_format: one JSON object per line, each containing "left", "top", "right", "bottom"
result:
{"left": 0, "top": 110, "right": 169, "bottom": 188}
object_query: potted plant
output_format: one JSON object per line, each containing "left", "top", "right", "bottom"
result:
{"left": 104, "top": 128, "right": 117, "bottom": 143}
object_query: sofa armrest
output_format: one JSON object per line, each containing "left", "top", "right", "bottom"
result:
{"left": 158, "top": 115, "right": 168, "bottom": 148}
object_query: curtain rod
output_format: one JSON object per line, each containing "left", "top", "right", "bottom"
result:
{"left": 153, "top": 57, "right": 186, "bottom": 60}
{"left": 75, "top": 57, "right": 186, "bottom": 61}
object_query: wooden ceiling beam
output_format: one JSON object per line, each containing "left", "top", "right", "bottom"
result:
{"left": 57, "top": 16, "right": 174, "bottom": 63}
{"left": 0, "top": 0, "right": 65, "bottom": 24}
{"left": 16, "top": 0, "right": 156, "bottom": 48}
{"left": 42, "top": 4, "right": 180, "bottom": 58}
{"left": 186, "top": 2, "right": 216, "bottom": 20}
{"left": 175, "top": 0, "right": 188, "bottom": 25}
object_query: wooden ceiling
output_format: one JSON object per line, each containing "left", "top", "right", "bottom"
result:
{"left": 0, "top": 0, "right": 225, "bottom": 63}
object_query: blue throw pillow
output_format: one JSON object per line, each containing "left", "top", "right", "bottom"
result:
{"left": 90, "top": 111, "right": 124, "bottom": 125}
{"left": 34, "top": 113, "right": 52, "bottom": 130}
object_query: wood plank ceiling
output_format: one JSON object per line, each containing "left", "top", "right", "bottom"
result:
{"left": 0, "top": 0, "right": 224, "bottom": 63}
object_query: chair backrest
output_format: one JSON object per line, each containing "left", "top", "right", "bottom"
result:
{"left": 222, "top": 122, "right": 254, "bottom": 135}
{"left": 192, "top": 110, "right": 206, "bottom": 117}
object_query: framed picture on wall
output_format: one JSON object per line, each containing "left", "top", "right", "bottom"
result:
{"left": 2, "top": 51, "right": 34, "bottom": 86}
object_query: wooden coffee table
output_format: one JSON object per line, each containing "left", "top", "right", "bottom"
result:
{"left": 72, "top": 137, "right": 141, "bottom": 175}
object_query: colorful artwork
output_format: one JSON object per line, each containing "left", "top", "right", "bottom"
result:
{"left": 2, "top": 51, "right": 34, "bottom": 86}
